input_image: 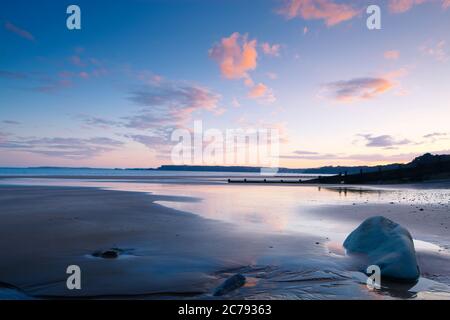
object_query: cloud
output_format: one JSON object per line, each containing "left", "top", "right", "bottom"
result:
{"left": 248, "top": 83, "right": 268, "bottom": 98}
{"left": 125, "top": 80, "right": 221, "bottom": 129}
{"left": 0, "top": 136, "right": 124, "bottom": 159}
{"left": 209, "top": 33, "right": 277, "bottom": 104}
{"left": 0, "top": 131, "right": 8, "bottom": 142}
{"left": 384, "top": 50, "right": 400, "bottom": 60}
{"left": 69, "top": 55, "right": 86, "bottom": 67}
{"left": 423, "top": 132, "right": 448, "bottom": 143}
{"left": 423, "top": 132, "right": 447, "bottom": 139}
{"left": 34, "top": 78, "right": 73, "bottom": 93}
{"left": 209, "top": 32, "right": 258, "bottom": 80}
{"left": 421, "top": 40, "right": 448, "bottom": 62}
{"left": 128, "top": 134, "right": 169, "bottom": 151}
{"left": 0, "top": 70, "right": 28, "bottom": 79}
{"left": 358, "top": 134, "right": 412, "bottom": 148}
{"left": 247, "top": 83, "right": 276, "bottom": 103}
{"left": 75, "top": 115, "right": 121, "bottom": 129}
{"left": 280, "top": 151, "right": 424, "bottom": 163}
{"left": 1, "top": 69, "right": 73, "bottom": 93}
{"left": 322, "top": 68, "right": 408, "bottom": 103}
{"left": 388, "top": 0, "right": 450, "bottom": 13}
{"left": 231, "top": 97, "right": 241, "bottom": 107}
{"left": 323, "top": 77, "right": 394, "bottom": 102}
{"left": 278, "top": 0, "right": 359, "bottom": 26}
{"left": 261, "top": 42, "right": 281, "bottom": 57}
{"left": 388, "top": 0, "right": 427, "bottom": 13}
{"left": 79, "top": 71, "right": 89, "bottom": 79}
{"left": 2, "top": 120, "right": 20, "bottom": 125}
{"left": 294, "top": 150, "right": 320, "bottom": 155}
{"left": 4, "top": 22, "right": 35, "bottom": 42}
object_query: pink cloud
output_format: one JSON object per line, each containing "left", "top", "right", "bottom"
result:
{"left": 327, "top": 78, "right": 394, "bottom": 102}
{"left": 421, "top": 40, "right": 448, "bottom": 62}
{"left": 69, "top": 55, "right": 86, "bottom": 67}
{"left": 388, "top": 0, "right": 427, "bottom": 13}
{"left": 384, "top": 50, "right": 400, "bottom": 60}
{"left": 209, "top": 32, "right": 258, "bottom": 80}
{"left": 79, "top": 72, "right": 89, "bottom": 79}
{"left": 388, "top": 0, "right": 450, "bottom": 13}
{"left": 4, "top": 22, "right": 35, "bottom": 42}
{"left": 261, "top": 42, "right": 281, "bottom": 57}
{"left": 323, "top": 68, "right": 408, "bottom": 103}
{"left": 248, "top": 83, "right": 268, "bottom": 98}
{"left": 278, "top": 0, "right": 359, "bottom": 26}
{"left": 127, "top": 80, "right": 222, "bottom": 129}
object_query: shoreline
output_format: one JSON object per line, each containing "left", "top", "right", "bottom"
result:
{"left": 0, "top": 182, "right": 449, "bottom": 299}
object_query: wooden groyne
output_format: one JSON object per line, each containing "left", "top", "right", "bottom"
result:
{"left": 227, "top": 177, "right": 316, "bottom": 184}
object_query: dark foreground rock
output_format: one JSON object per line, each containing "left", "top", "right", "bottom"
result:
{"left": 92, "top": 248, "right": 124, "bottom": 259}
{"left": 213, "top": 274, "right": 246, "bottom": 296}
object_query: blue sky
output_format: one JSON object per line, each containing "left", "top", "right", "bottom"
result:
{"left": 1, "top": 0, "right": 449, "bottom": 168}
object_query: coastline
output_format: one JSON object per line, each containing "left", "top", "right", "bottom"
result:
{"left": 0, "top": 182, "right": 449, "bottom": 299}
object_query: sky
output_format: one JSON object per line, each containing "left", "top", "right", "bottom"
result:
{"left": 0, "top": 0, "right": 449, "bottom": 168}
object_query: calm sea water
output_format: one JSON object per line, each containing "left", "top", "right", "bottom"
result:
{"left": 0, "top": 175, "right": 449, "bottom": 299}
{"left": 0, "top": 167, "right": 322, "bottom": 177}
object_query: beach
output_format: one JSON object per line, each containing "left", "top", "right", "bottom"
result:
{"left": 0, "top": 176, "right": 449, "bottom": 299}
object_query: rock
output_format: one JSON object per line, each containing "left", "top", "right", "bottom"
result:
{"left": 213, "top": 274, "right": 246, "bottom": 296}
{"left": 92, "top": 248, "right": 123, "bottom": 259}
{"left": 343, "top": 216, "right": 420, "bottom": 282}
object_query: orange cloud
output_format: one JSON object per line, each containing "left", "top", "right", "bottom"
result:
{"left": 209, "top": 32, "right": 258, "bottom": 80}
{"left": 248, "top": 83, "right": 276, "bottom": 103}
{"left": 384, "top": 50, "right": 400, "bottom": 60}
{"left": 279, "top": 0, "right": 359, "bottom": 26}
{"left": 261, "top": 42, "right": 281, "bottom": 56}
{"left": 210, "top": 33, "right": 276, "bottom": 104}
{"left": 248, "top": 83, "right": 268, "bottom": 98}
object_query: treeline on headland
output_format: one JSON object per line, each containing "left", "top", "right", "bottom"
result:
{"left": 155, "top": 153, "right": 450, "bottom": 178}
{"left": 156, "top": 162, "right": 401, "bottom": 174}
{"left": 304, "top": 153, "right": 450, "bottom": 184}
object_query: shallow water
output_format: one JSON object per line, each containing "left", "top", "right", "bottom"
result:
{"left": 1, "top": 177, "right": 449, "bottom": 299}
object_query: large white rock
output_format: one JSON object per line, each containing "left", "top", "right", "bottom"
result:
{"left": 343, "top": 216, "right": 420, "bottom": 282}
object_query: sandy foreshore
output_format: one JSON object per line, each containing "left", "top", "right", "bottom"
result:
{"left": 0, "top": 183, "right": 449, "bottom": 300}
{"left": 0, "top": 185, "right": 327, "bottom": 299}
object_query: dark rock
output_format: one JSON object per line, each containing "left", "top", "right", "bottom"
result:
{"left": 92, "top": 248, "right": 124, "bottom": 259}
{"left": 213, "top": 274, "right": 246, "bottom": 296}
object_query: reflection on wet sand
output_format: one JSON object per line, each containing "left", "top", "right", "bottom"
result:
{"left": 0, "top": 177, "right": 449, "bottom": 299}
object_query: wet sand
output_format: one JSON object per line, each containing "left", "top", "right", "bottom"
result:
{"left": 0, "top": 185, "right": 326, "bottom": 298}
{"left": 0, "top": 183, "right": 449, "bottom": 299}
